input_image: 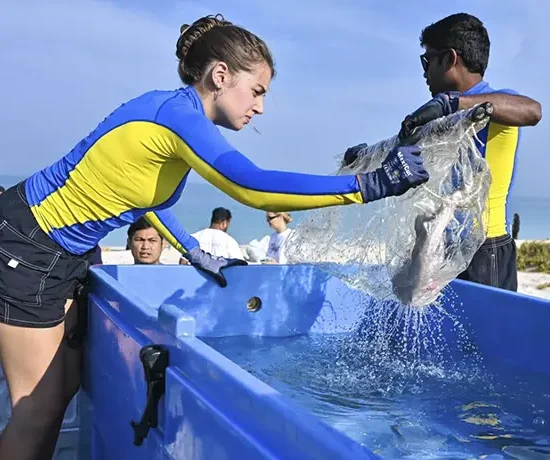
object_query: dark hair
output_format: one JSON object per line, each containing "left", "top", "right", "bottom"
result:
{"left": 420, "top": 13, "right": 490, "bottom": 76}
{"left": 127, "top": 217, "right": 162, "bottom": 240}
{"left": 176, "top": 14, "right": 275, "bottom": 85}
{"left": 0, "top": 185, "right": 4, "bottom": 193}
{"left": 211, "top": 207, "right": 232, "bottom": 224}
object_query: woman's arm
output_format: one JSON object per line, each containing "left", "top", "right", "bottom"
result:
{"left": 154, "top": 98, "right": 365, "bottom": 211}
{"left": 144, "top": 209, "right": 199, "bottom": 255}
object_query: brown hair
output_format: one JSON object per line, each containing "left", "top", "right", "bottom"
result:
{"left": 176, "top": 14, "right": 275, "bottom": 86}
{"left": 281, "top": 212, "right": 292, "bottom": 224}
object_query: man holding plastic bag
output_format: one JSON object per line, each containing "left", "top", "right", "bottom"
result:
{"left": 344, "top": 13, "right": 542, "bottom": 293}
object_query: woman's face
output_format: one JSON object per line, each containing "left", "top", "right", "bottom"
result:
{"left": 266, "top": 212, "right": 285, "bottom": 231}
{"left": 214, "top": 61, "right": 272, "bottom": 131}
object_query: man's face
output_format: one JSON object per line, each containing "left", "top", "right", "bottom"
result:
{"left": 421, "top": 46, "right": 451, "bottom": 96}
{"left": 129, "top": 228, "right": 163, "bottom": 265}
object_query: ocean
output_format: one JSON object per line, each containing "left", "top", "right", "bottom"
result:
{"left": 1, "top": 174, "right": 548, "bottom": 246}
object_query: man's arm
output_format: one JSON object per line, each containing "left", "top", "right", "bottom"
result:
{"left": 458, "top": 93, "right": 542, "bottom": 127}
{"left": 399, "top": 90, "right": 542, "bottom": 140}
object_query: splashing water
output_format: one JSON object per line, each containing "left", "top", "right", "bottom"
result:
{"left": 318, "top": 286, "right": 485, "bottom": 398}
{"left": 285, "top": 105, "right": 493, "bottom": 308}
{"left": 214, "top": 104, "right": 550, "bottom": 456}
{"left": 205, "top": 294, "right": 550, "bottom": 458}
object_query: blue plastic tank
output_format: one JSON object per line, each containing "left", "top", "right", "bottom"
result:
{"left": 78, "top": 264, "right": 550, "bottom": 459}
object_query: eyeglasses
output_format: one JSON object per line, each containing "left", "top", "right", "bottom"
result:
{"left": 420, "top": 51, "right": 440, "bottom": 72}
{"left": 420, "top": 49, "right": 455, "bottom": 72}
{"left": 266, "top": 214, "right": 281, "bottom": 222}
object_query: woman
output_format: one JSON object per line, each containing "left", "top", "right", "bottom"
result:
{"left": 264, "top": 212, "right": 294, "bottom": 264}
{"left": 0, "top": 14, "right": 428, "bottom": 459}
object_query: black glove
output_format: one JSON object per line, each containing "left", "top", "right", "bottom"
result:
{"left": 342, "top": 143, "right": 369, "bottom": 167}
{"left": 186, "top": 246, "right": 247, "bottom": 287}
{"left": 398, "top": 92, "right": 460, "bottom": 141}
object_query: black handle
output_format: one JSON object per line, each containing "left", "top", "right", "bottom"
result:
{"left": 130, "top": 344, "right": 169, "bottom": 446}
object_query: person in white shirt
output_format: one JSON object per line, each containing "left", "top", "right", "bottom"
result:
{"left": 264, "top": 212, "right": 294, "bottom": 264}
{"left": 189, "top": 207, "right": 244, "bottom": 260}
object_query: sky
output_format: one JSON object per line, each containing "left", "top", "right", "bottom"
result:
{"left": 1, "top": 0, "right": 549, "bottom": 197}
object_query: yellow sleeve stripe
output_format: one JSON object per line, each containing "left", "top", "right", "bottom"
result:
{"left": 144, "top": 212, "right": 187, "bottom": 255}
{"left": 171, "top": 137, "right": 363, "bottom": 212}
{"left": 484, "top": 122, "right": 519, "bottom": 238}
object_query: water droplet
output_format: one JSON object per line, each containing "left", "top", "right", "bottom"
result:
{"left": 533, "top": 416, "right": 546, "bottom": 426}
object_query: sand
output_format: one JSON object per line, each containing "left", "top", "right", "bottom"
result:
{"left": 515, "top": 240, "right": 550, "bottom": 300}
{"left": 517, "top": 271, "right": 550, "bottom": 300}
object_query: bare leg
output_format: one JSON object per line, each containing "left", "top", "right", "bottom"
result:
{"left": 41, "top": 299, "right": 83, "bottom": 458}
{"left": 0, "top": 320, "right": 65, "bottom": 460}
{"left": 0, "top": 299, "right": 81, "bottom": 460}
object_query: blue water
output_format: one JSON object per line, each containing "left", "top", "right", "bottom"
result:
{"left": 205, "top": 334, "right": 550, "bottom": 459}
{"left": 1, "top": 175, "right": 549, "bottom": 245}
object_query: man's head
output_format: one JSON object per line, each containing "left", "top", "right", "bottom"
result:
{"left": 0, "top": 186, "right": 4, "bottom": 195}
{"left": 420, "top": 13, "right": 490, "bottom": 95}
{"left": 210, "top": 207, "right": 232, "bottom": 232}
{"left": 127, "top": 218, "right": 163, "bottom": 265}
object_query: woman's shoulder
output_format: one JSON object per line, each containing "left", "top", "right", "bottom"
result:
{"left": 91, "top": 89, "right": 185, "bottom": 130}
{"left": 94, "top": 87, "right": 215, "bottom": 142}
{"left": 114, "top": 88, "right": 196, "bottom": 119}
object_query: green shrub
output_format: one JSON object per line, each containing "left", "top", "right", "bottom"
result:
{"left": 517, "top": 240, "right": 550, "bottom": 273}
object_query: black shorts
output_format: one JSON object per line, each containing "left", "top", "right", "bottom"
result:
{"left": 457, "top": 234, "right": 518, "bottom": 292}
{"left": 0, "top": 182, "right": 100, "bottom": 328}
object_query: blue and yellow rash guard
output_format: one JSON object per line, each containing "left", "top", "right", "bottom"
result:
{"left": 463, "top": 81, "right": 521, "bottom": 239}
{"left": 25, "top": 86, "right": 364, "bottom": 256}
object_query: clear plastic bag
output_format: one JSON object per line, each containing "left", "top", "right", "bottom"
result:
{"left": 285, "top": 104, "right": 492, "bottom": 307}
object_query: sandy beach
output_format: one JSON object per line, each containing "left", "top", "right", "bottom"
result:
{"left": 515, "top": 240, "right": 550, "bottom": 300}
{"left": 100, "top": 240, "right": 550, "bottom": 302}
{"left": 517, "top": 271, "right": 550, "bottom": 300}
